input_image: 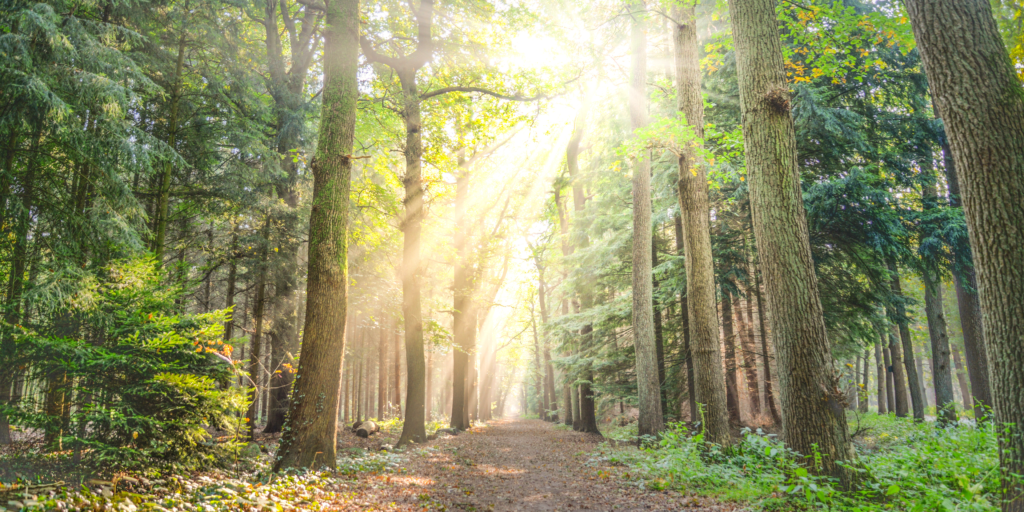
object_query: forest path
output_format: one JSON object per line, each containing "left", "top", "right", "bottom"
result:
{"left": 331, "top": 419, "right": 735, "bottom": 511}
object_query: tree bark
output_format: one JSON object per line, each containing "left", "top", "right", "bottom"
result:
{"left": 672, "top": 4, "right": 731, "bottom": 446}
{"left": 940, "top": 135, "right": 992, "bottom": 421}
{"left": 728, "top": 0, "right": 852, "bottom": 481}
{"left": 859, "top": 348, "right": 870, "bottom": 413}
{"left": 628, "top": 1, "right": 664, "bottom": 440}
{"left": 951, "top": 347, "right": 973, "bottom": 412}
{"left": 921, "top": 179, "right": 957, "bottom": 424}
{"left": 722, "top": 290, "right": 741, "bottom": 424}
{"left": 272, "top": 0, "right": 356, "bottom": 470}
{"left": 874, "top": 341, "right": 886, "bottom": 414}
{"left": 904, "top": 1, "right": 1024, "bottom": 503}
{"left": 740, "top": 256, "right": 762, "bottom": 417}
{"left": 886, "top": 263, "right": 918, "bottom": 419}
{"left": 754, "top": 263, "right": 782, "bottom": 425}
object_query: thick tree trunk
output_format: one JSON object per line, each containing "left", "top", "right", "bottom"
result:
{"left": 874, "top": 341, "right": 887, "bottom": 414}
{"left": 672, "top": 4, "right": 731, "bottom": 446}
{"left": 272, "top": 0, "right": 356, "bottom": 470}
{"left": 728, "top": 0, "right": 852, "bottom": 481}
{"left": 940, "top": 137, "right": 992, "bottom": 421}
{"left": 722, "top": 290, "right": 741, "bottom": 424}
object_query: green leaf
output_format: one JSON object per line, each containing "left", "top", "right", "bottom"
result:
{"left": 886, "top": 484, "right": 900, "bottom": 496}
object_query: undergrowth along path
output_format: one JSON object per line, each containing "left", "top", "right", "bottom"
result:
{"left": 333, "top": 418, "right": 736, "bottom": 511}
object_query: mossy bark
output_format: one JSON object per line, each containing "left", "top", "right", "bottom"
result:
{"left": 272, "top": 0, "right": 358, "bottom": 471}
{"left": 727, "top": 0, "right": 852, "bottom": 482}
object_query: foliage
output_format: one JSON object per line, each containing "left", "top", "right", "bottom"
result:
{"left": 599, "top": 413, "right": 1001, "bottom": 511}
{"left": 2, "top": 258, "right": 247, "bottom": 469}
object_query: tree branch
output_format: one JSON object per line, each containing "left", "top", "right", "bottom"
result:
{"left": 420, "top": 86, "right": 549, "bottom": 102}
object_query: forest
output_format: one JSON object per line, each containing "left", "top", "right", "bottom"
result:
{"left": 1, "top": 0, "right": 1024, "bottom": 510}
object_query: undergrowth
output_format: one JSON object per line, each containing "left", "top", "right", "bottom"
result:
{"left": 598, "top": 412, "right": 1001, "bottom": 511}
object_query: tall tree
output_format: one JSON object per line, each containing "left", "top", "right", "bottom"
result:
{"left": 904, "top": 2, "right": 1024, "bottom": 503}
{"left": 671, "top": 2, "right": 731, "bottom": 446}
{"left": 727, "top": 0, "right": 852, "bottom": 482}
{"left": 920, "top": 170, "right": 957, "bottom": 424}
{"left": 628, "top": 1, "right": 664, "bottom": 439}
{"left": 886, "top": 262, "right": 921, "bottom": 420}
{"left": 272, "top": 0, "right": 357, "bottom": 471}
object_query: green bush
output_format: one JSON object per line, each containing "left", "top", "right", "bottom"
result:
{"left": 3, "top": 258, "right": 248, "bottom": 469}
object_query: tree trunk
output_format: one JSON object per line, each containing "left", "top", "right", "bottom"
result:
{"left": 565, "top": 109, "right": 599, "bottom": 435}
{"left": 916, "top": 357, "right": 930, "bottom": 411}
{"left": 885, "top": 264, "right": 917, "bottom": 419}
{"left": 0, "top": 128, "right": 41, "bottom": 445}
{"left": 223, "top": 230, "right": 239, "bottom": 341}
{"left": 722, "top": 290, "right": 741, "bottom": 424}
{"left": 859, "top": 348, "right": 870, "bottom": 413}
{"left": 378, "top": 318, "right": 388, "bottom": 420}
{"left": 653, "top": 240, "right": 667, "bottom": 417}
{"left": 875, "top": 341, "right": 887, "bottom": 414}
{"left": 246, "top": 222, "right": 270, "bottom": 438}
{"left": 628, "top": 3, "right": 663, "bottom": 436}
{"left": 728, "top": 0, "right": 851, "bottom": 481}
{"left": 740, "top": 262, "right": 762, "bottom": 417}
{"left": 672, "top": 4, "right": 731, "bottom": 446}
{"left": 272, "top": 0, "right": 356, "bottom": 469}
{"left": 451, "top": 165, "right": 474, "bottom": 431}
{"left": 951, "top": 347, "right": 973, "bottom": 412}
{"left": 153, "top": 32, "right": 187, "bottom": 261}
{"left": 921, "top": 179, "right": 957, "bottom": 423}
{"left": 940, "top": 136, "right": 992, "bottom": 421}
{"left": 754, "top": 264, "right": 782, "bottom": 425}
{"left": 674, "top": 214, "right": 698, "bottom": 422}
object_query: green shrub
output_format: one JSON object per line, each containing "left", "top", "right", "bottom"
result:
{"left": 3, "top": 258, "right": 248, "bottom": 469}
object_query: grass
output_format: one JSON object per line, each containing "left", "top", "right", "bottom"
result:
{"left": 597, "top": 412, "right": 1002, "bottom": 511}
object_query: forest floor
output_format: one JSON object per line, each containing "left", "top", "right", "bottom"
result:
{"left": 330, "top": 418, "right": 739, "bottom": 511}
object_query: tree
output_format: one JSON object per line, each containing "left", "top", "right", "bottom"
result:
{"left": 903, "top": 0, "right": 1024, "bottom": 506}
{"left": 272, "top": 0, "right": 358, "bottom": 471}
{"left": 627, "top": 1, "right": 664, "bottom": 440}
{"left": 671, "top": 2, "right": 731, "bottom": 446}
{"left": 727, "top": 0, "right": 852, "bottom": 482}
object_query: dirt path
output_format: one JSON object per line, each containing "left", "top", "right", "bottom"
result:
{"left": 329, "top": 419, "right": 735, "bottom": 511}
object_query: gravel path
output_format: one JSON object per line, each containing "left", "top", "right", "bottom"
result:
{"left": 328, "top": 418, "right": 737, "bottom": 511}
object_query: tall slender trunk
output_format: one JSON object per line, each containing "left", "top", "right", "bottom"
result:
{"left": 672, "top": 4, "right": 731, "bottom": 446}
{"left": 272, "top": 0, "right": 356, "bottom": 469}
{"left": 653, "top": 238, "right": 667, "bottom": 415}
{"left": 754, "top": 264, "right": 781, "bottom": 425}
{"left": 940, "top": 136, "right": 991, "bottom": 420}
{"left": 627, "top": 3, "right": 662, "bottom": 437}
{"left": 0, "top": 128, "right": 41, "bottom": 445}
{"left": 740, "top": 253, "right": 762, "bottom": 417}
{"left": 875, "top": 341, "right": 887, "bottom": 414}
{"left": 153, "top": 32, "right": 188, "bottom": 261}
{"left": 393, "top": 326, "right": 402, "bottom": 419}
{"left": 859, "top": 348, "right": 870, "bottom": 413}
{"left": 674, "top": 213, "right": 698, "bottom": 422}
{"left": 564, "top": 110, "right": 599, "bottom": 434}
{"left": 921, "top": 178, "right": 957, "bottom": 423}
{"left": 722, "top": 290, "right": 741, "bottom": 424}
{"left": 886, "top": 263, "right": 918, "bottom": 419}
{"left": 378, "top": 318, "right": 387, "bottom": 419}
{"left": 916, "top": 357, "right": 930, "bottom": 410}
{"left": 728, "top": 0, "right": 851, "bottom": 480}
{"left": 247, "top": 226, "right": 270, "bottom": 439}
{"left": 951, "top": 347, "right": 973, "bottom": 412}
{"left": 451, "top": 155, "right": 474, "bottom": 430}
{"left": 223, "top": 230, "right": 239, "bottom": 341}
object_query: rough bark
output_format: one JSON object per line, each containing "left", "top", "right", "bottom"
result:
{"left": 628, "top": 2, "right": 664, "bottom": 439}
{"left": 672, "top": 4, "right": 731, "bottom": 446}
{"left": 272, "top": 0, "right": 356, "bottom": 470}
{"left": 941, "top": 136, "right": 992, "bottom": 420}
{"left": 728, "top": 0, "right": 852, "bottom": 481}
{"left": 740, "top": 260, "right": 762, "bottom": 417}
